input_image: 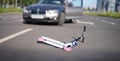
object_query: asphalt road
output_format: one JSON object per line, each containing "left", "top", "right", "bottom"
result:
{"left": 0, "top": 13, "right": 120, "bottom": 61}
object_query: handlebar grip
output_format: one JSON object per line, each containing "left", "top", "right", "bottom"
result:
{"left": 83, "top": 25, "right": 86, "bottom": 32}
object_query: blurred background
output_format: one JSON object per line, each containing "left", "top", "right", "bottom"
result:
{"left": 0, "top": 0, "right": 120, "bottom": 18}
{"left": 0, "top": 0, "right": 120, "bottom": 13}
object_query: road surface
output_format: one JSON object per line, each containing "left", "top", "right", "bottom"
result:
{"left": 0, "top": 13, "right": 120, "bottom": 61}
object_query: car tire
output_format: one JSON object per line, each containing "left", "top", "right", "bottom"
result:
{"left": 23, "top": 19, "right": 32, "bottom": 24}
{"left": 65, "top": 19, "right": 73, "bottom": 23}
{"left": 57, "top": 12, "right": 65, "bottom": 26}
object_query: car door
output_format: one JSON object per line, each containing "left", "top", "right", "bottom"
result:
{"left": 65, "top": 0, "right": 83, "bottom": 19}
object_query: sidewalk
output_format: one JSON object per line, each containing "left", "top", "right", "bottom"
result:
{"left": 0, "top": 13, "right": 22, "bottom": 20}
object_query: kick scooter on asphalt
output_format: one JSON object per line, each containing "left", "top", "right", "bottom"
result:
{"left": 37, "top": 25, "right": 86, "bottom": 51}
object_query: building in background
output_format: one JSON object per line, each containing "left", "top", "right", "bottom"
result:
{"left": 115, "top": 0, "right": 120, "bottom": 13}
{"left": 97, "top": 0, "right": 120, "bottom": 13}
{"left": 97, "top": 0, "right": 107, "bottom": 12}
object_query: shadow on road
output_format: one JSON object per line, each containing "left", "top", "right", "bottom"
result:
{"left": 23, "top": 19, "right": 73, "bottom": 26}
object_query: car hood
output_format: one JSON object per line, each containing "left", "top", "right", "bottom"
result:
{"left": 27, "top": 4, "right": 63, "bottom": 11}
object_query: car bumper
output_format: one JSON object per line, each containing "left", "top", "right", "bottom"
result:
{"left": 23, "top": 13, "right": 59, "bottom": 22}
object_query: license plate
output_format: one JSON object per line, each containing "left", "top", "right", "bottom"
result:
{"left": 31, "top": 14, "right": 44, "bottom": 19}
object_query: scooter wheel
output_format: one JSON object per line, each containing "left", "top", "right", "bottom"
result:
{"left": 38, "top": 37, "right": 45, "bottom": 42}
{"left": 63, "top": 46, "right": 72, "bottom": 52}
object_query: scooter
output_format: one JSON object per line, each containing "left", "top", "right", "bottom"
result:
{"left": 37, "top": 25, "right": 86, "bottom": 51}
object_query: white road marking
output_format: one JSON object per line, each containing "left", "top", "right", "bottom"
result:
{"left": 76, "top": 19, "right": 94, "bottom": 25}
{"left": 102, "top": 20, "right": 115, "bottom": 25}
{"left": 13, "top": 19, "right": 23, "bottom": 22}
{"left": 0, "top": 28, "right": 33, "bottom": 43}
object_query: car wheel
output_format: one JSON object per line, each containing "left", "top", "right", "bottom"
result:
{"left": 23, "top": 19, "right": 32, "bottom": 24}
{"left": 57, "top": 12, "right": 65, "bottom": 26}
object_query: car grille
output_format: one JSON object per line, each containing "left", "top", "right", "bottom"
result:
{"left": 31, "top": 10, "right": 45, "bottom": 14}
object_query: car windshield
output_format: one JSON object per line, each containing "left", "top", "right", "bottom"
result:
{"left": 38, "top": 0, "right": 64, "bottom": 5}
{"left": 66, "top": 0, "right": 82, "bottom": 7}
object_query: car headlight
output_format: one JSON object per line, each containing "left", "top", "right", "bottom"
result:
{"left": 45, "top": 10, "right": 59, "bottom": 18}
{"left": 46, "top": 10, "right": 59, "bottom": 14}
{"left": 23, "top": 8, "right": 31, "bottom": 13}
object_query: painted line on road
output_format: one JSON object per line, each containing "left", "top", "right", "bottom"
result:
{"left": 76, "top": 19, "right": 94, "bottom": 25}
{"left": 0, "top": 28, "right": 33, "bottom": 44}
{"left": 102, "top": 20, "right": 115, "bottom": 25}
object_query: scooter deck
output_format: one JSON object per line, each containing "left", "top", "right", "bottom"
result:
{"left": 38, "top": 36, "right": 65, "bottom": 48}
{"left": 38, "top": 36, "right": 73, "bottom": 51}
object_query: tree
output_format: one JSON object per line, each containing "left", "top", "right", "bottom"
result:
{"left": 0, "top": 0, "right": 2, "bottom": 7}
{"left": 0, "top": 0, "right": 39, "bottom": 8}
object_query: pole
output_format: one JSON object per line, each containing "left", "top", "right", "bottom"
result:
{"left": 81, "top": 0, "right": 83, "bottom": 8}
{"left": 16, "top": 0, "right": 17, "bottom": 8}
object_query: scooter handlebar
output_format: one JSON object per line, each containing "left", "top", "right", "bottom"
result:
{"left": 83, "top": 25, "right": 86, "bottom": 32}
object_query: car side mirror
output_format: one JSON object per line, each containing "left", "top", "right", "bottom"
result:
{"left": 68, "top": 3, "right": 73, "bottom": 7}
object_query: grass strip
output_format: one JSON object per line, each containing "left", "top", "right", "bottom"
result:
{"left": 0, "top": 8, "right": 22, "bottom": 13}
{"left": 84, "top": 12, "right": 120, "bottom": 18}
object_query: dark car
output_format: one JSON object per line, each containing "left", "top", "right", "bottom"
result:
{"left": 23, "top": 0, "right": 83, "bottom": 26}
